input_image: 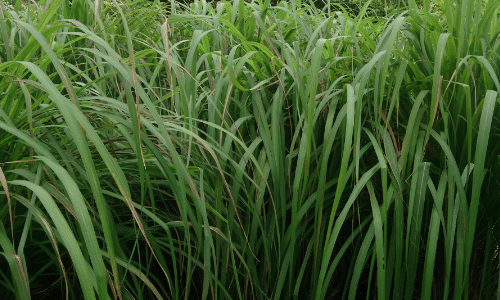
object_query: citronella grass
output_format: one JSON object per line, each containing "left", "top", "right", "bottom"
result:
{"left": 0, "top": 0, "right": 499, "bottom": 299}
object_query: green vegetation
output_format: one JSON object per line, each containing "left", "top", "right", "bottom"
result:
{"left": 0, "top": 0, "right": 499, "bottom": 299}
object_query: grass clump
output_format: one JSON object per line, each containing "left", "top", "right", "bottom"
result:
{"left": 0, "top": 0, "right": 499, "bottom": 299}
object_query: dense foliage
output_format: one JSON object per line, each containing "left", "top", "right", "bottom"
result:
{"left": 0, "top": 0, "right": 499, "bottom": 299}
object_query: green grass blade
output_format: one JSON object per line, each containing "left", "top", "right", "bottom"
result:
{"left": 9, "top": 180, "right": 96, "bottom": 300}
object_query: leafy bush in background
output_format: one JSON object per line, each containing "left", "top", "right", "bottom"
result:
{"left": 0, "top": 0, "right": 499, "bottom": 299}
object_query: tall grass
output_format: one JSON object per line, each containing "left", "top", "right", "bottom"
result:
{"left": 0, "top": 0, "right": 499, "bottom": 299}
